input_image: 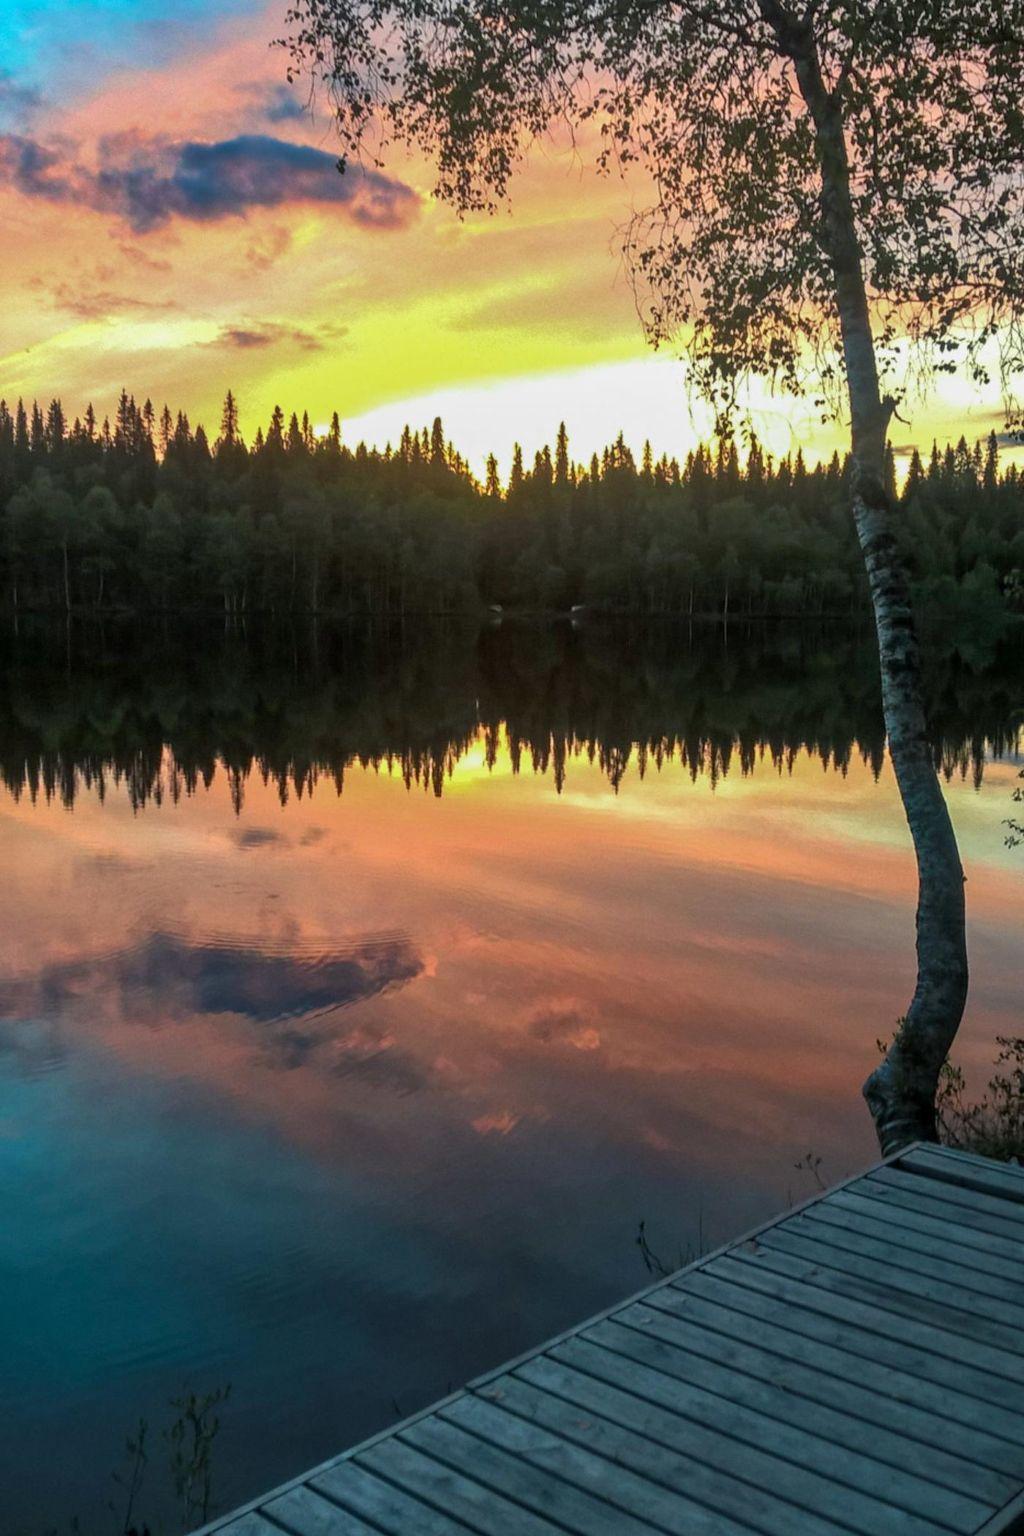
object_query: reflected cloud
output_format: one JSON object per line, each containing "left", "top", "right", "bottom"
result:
{"left": 0, "top": 931, "right": 424, "bottom": 1032}
{"left": 471, "top": 1110, "right": 521, "bottom": 1137}
{"left": 528, "top": 999, "right": 603, "bottom": 1052}
{"left": 231, "top": 826, "right": 284, "bottom": 849}
{"left": 329, "top": 1024, "right": 435, "bottom": 1096}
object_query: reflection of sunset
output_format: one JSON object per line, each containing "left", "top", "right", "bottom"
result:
{"left": 0, "top": 660, "right": 1020, "bottom": 1529}
{"left": 1, "top": 726, "right": 1018, "bottom": 1184}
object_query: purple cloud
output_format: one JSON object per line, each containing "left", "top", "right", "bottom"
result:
{"left": 0, "top": 131, "right": 418, "bottom": 233}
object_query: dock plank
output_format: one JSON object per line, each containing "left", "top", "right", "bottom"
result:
{"left": 619, "top": 1296, "right": 1018, "bottom": 1505}
{"left": 803, "top": 1197, "right": 1024, "bottom": 1285}
{"left": 507, "top": 1356, "right": 854, "bottom": 1536}
{"left": 261, "top": 1486, "right": 381, "bottom": 1536}
{"left": 360, "top": 1433, "right": 568, "bottom": 1535}
{"left": 713, "top": 1246, "right": 1024, "bottom": 1391}
{"left": 903, "top": 1146, "right": 1024, "bottom": 1206}
{"left": 485, "top": 1363, "right": 809, "bottom": 1536}
{"left": 869, "top": 1165, "right": 1024, "bottom": 1237}
{"left": 441, "top": 1391, "right": 741, "bottom": 1535}
{"left": 758, "top": 1219, "right": 1024, "bottom": 1337}
{"left": 851, "top": 1177, "right": 1024, "bottom": 1255}
{"left": 560, "top": 1325, "right": 982, "bottom": 1535}
{"left": 216, "top": 1520, "right": 280, "bottom": 1536}
{"left": 311, "top": 1461, "right": 479, "bottom": 1535}
{"left": 668, "top": 1262, "right": 1024, "bottom": 1453}
{"left": 401, "top": 1412, "right": 665, "bottom": 1535}
{"left": 192, "top": 1145, "right": 1024, "bottom": 1536}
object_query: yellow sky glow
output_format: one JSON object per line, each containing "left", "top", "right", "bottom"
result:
{"left": 1, "top": 2, "right": 1017, "bottom": 476}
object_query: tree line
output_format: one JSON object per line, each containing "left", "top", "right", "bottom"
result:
{"left": 0, "top": 618, "right": 1018, "bottom": 812}
{"left": 1, "top": 390, "right": 1022, "bottom": 621}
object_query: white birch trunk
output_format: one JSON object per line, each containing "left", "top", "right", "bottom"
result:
{"left": 777, "top": 13, "right": 970, "bottom": 1152}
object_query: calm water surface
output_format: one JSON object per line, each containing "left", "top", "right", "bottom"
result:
{"left": 0, "top": 621, "right": 1020, "bottom": 1530}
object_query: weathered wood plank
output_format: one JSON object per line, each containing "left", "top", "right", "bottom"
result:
{"left": 261, "top": 1485, "right": 382, "bottom": 1535}
{"left": 401, "top": 1412, "right": 667, "bottom": 1535}
{"left": 311, "top": 1460, "right": 480, "bottom": 1535}
{"left": 212, "top": 1518, "right": 281, "bottom": 1536}
{"left": 358, "top": 1434, "right": 566, "bottom": 1535}
{"left": 758, "top": 1220, "right": 1024, "bottom": 1338}
{"left": 577, "top": 1316, "right": 989, "bottom": 1532}
{"left": 902, "top": 1147, "right": 1024, "bottom": 1206}
{"left": 976, "top": 1486, "right": 1024, "bottom": 1536}
{"left": 668, "top": 1260, "right": 1024, "bottom": 1463}
{"left": 507, "top": 1355, "right": 859, "bottom": 1536}
{"left": 441, "top": 1391, "right": 751, "bottom": 1536}
{"left": 546, "top": 1334, "right": 953, "bottom": 1536}
{"left": 620, "top": 1295, "right": 1018, "bottom": 1506}
{"left": 697, "top": 1253, "right": 1024, "bottom": 1413}
{"left": 872, "top": 1164, "right": 1024, "bottom": 1233}
{"left": 735, "top": 1234, "right": 1024, "bottom": 1375}
{"left": 856, "top": 1173, "right": 1024, "bottom": 1251}
{"left": 804, "top": 1195, "right": 1024, "bottom": 1285}
{"left": 782, "top": 1207, "right": 1024, "bottom": 1312}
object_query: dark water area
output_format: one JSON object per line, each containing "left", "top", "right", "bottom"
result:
{"left": 0, "top": 618, "right": 1020, "bottom": 1531}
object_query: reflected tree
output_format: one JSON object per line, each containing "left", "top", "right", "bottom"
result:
{"left": 0, "top": 618, "right": 1017, "bottom": 814}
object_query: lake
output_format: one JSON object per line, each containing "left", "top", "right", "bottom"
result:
{"left": 0, "top": 618, "right": 1020, "bottom": 1532}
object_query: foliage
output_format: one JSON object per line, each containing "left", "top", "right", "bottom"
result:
{"left": 937, "top": 1038, "right": 1024, "bottom": 1162}
{"left": 166, "top": 1388, "right": 230, "bottom": 1532}
{"left": 1007, "top": 768, "right": 1023, "bottom": 850}
{"left": 636, "top": 1218, "right": 704, "bottom": 1278}
{"left": 111, "top": 1420, "right": 148, "bottom": 1536}
{"left": 34, "top": 1387, "right": 229, "bottom": 1536}
{"left": 1, "top": 392, "right": 1023, "bottom": 619}
{"left": 283, "top": 0, "right": 1024, "bottom": 426}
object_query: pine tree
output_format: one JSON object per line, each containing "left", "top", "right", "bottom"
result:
{"left": 220, "top": 390, "right": 239, "bottom": 445}
{"left": 509, "top": 443, "right": 524, "bottom": 497}
{"left": 554, "top": 422, "right": 570, "bottom": 487}
{"left": 14, "top": 400, "right": 28, "bottom": 458}
{"left": 266, "top": 405, "right": 285, "bottom": 453}
{"left": 983, "top": 431, "right": 999, "bottom": 492}
{"left": 45, "top": 399, "right": 66, "bottom": 454}
{"left": 430, "top": 415, "right": 446, "bottom": 468}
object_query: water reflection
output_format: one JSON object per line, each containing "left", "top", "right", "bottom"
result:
{"left": 0, "top": 932, "right": 424, "bottom": 1031}
{"left": 0, "top": 619, "right": 1019, "bottom": 1531}
{"left": 0, "top": 618, "right": 1018, "bottom": 810}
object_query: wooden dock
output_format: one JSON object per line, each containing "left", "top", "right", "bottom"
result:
{"left": 194, "top": 1143, "right": 1024, "bottom": 1536}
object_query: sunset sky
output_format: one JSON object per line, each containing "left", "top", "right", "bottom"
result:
{"left": 0, "top": 0, "right": 1014, "bottom": 473}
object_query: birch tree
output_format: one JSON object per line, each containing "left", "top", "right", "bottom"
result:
{"left": 283, "top": 0, "right": 1024, "bottom": 1151}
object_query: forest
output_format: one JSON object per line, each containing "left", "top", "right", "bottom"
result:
{"left": 1, "top": 390, "right": 1022, "bottom": 621}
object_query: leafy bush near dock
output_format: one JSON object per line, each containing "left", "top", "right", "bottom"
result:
{"left": 938, "top": 1039, "right": 1024, "bottom": 1163}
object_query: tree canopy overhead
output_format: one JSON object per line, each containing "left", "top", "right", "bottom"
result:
{"left": 283, "top": 0, "right": 1024, "bottom": 421}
